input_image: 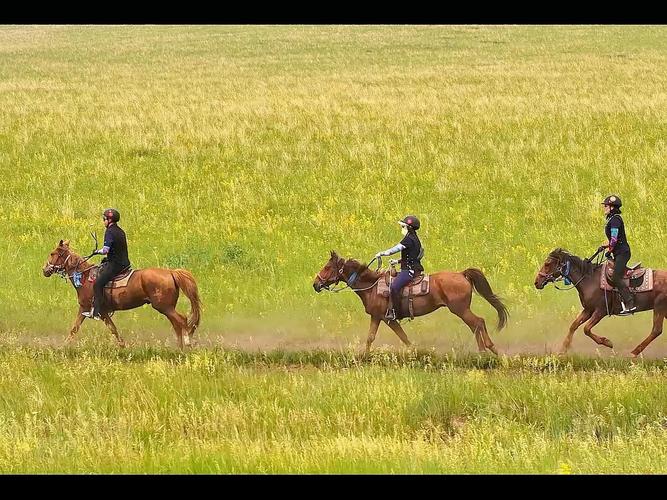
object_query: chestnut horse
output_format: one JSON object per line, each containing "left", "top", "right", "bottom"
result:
{"left": 535, "top": 248, "right": 667, "bottom": 357}
{"left": 43, "top": 240, "right": 201, "bottom": 348}
{"left": 313, "top": 251, "right": 508, "bottom": 354}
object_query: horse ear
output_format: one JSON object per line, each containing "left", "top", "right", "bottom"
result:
{"left": 63, "top": 239, "right": 70, "bottom": 247}
{"left": 59, "top": 239, "right": 64, "bottom": 246}
{"left": 330, "top": 250, "right": 337, "bottom": 259}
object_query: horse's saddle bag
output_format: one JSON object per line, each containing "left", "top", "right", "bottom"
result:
{"left": 601, "top": 261, "right": 653, "bottom": 292}
{"left": 89, "top": 266, "right": 136, "bottom": 288}
{"left": 377, "top": 273, "right": 430, "bottom": 298}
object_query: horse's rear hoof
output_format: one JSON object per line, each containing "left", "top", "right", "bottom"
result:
{"left": 600, "top": 337, "right": 614, "bottom": 349}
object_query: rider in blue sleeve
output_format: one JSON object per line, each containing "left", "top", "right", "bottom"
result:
{"left": 600, "top": 195, "right": 635, "bottom": 315}
{"left": 375, "top": 216, "right": 424, "bottom": 320}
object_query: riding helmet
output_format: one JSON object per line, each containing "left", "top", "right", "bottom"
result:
{"left": 103, "top": 208, "right": 121, "bottom": 222}
{"left": 398, "top": 215, "right": 420, "bottom": 231}
{"left": 601, "top": 195, "right": 622, "bottom": 208}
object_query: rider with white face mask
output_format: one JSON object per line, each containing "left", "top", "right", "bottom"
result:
{"left": 375, "top": 215, "right": 424, "bottom": 320}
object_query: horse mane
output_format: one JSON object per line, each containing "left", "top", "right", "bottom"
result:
{"left": 549, "top": 248, "right": 596, "bottom": 275}
{"left": 345, "top": 258, "right": 382, "bottom": 280}
{"left": 61, "top": 245, "right": 94, "bottom": 272}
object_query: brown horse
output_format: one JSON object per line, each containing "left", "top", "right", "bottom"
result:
{"left": 42, "top": 240, "right": 201, "bottom": 348}
{"left": 535, "top": 248, "right": 667, "bottom": 357}
{"left": 313, "top": 251, "right": 508, "bottom": 354}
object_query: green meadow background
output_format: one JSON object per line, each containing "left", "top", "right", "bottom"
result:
{"left": 1, "top": 25, "right": 665, "bottom": 353}
{"left": 0, "top": 25, "right": 666, "bottom": 473}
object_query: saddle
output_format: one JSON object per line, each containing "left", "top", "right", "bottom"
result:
{"left": 89, "top": 266, "right": 136, "bottom": 288}
{"left": 600, "top": 261, "right": 653, "bottom": 293}
{"left": 377, "top": 272, "right": 430, "bottom": 298}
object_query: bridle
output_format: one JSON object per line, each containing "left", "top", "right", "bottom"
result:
{"left": 315, "top": 257, "right": 381, "bottom": 293}
{"left": 44, "top": 250, "right": 72, "bottom": 278}
{"left": 538, "top": 251, "right": 603, "bottom": 291}
{"left": 316, "top": 260, "right": 349, "bottom": 291}
{"left": 45, "top": 249, "right": 96, "bottom": 283}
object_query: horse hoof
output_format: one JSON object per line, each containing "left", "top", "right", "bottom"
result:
{"left": 600, "top": 337, "right": 614, "bottom": 349}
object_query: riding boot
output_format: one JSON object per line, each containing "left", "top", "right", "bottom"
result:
{"left": 618, "top": 285, "right": 636, "bottom": 315}
{"left": 385, "top": 298, "right": 396, "bottom": 321}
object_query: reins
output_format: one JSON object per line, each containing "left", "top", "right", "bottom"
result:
{"left": 317, "top": 256, "right": 384, "bottom": 293}
{"left": 47, "top": 251, "right": 98, "bottom": 285}
{"left": 550, "top": 249, "right": 606, "bottom": 291}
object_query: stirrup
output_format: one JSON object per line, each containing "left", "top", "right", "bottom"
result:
{"left": 82, "top": 309, "right": 102, "bottom": 320}
{"left": 384, "top": 308, "right": 396, "bottom": 321}
{"left": 619, "top": 302, "right": 637, "bottom": 316}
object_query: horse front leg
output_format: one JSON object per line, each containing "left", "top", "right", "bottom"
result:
{"left": 386, "top": 319, "right": 412, "bottom": 347}
{"left": 560, "top": 309, "right": 593, "bottom": 354}
{"left": 102, "top": 313, "right": 126, "bottom": 348}
{"left": 583, "top": 310, "right": 614, "bottom": 349}
{"left": 364, "top": 317, "right": 381, "bottom": 356}
{"left": 65, "top": 306, "right": 86, "bottom": 344}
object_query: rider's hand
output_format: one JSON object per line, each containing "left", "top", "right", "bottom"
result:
{"left": 375, "top": 252, "right": 384, "bottom": 258}
{"left": 598, "top": 245, "right": 607, "bottom": 253}
{"left": 604, "top": 251, "right": 612, "bottom": 259}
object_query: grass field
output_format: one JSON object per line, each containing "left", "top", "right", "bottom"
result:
{"left": 0, "top": 25, "right": 666, "bottom": 473}
{"left": 1, "top": 343, "right": 666, "bottom": 473}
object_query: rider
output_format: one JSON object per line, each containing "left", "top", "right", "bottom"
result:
{"left": 83, "top": 208, "right": 131, "bottom": 320}
{"left": 600, "top": 195, "right": 636, "bottom": 315}
{"left": 375, "top": 215, "right": 424, "bottom": 320}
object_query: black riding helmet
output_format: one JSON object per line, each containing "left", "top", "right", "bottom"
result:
{"left": 103, "top": 208, "right": 120, "bottom": 222}
{"left": 601, "top": 195, "right": 622, "bottom": 208}
{"left": 398, "top": 215, "right": 420, "bottom": 231}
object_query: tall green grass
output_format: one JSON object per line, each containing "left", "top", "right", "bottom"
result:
{"left": 1, "top": 26, "right": 666, "bottom": 350}
{"left": 0, "top": 344, "right": 665, "bottom": 473}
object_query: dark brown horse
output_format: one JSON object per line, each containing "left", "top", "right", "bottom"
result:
{"left": 535, "top": 248, "right": 667, "bottom": 357}
{"left": 43, "top": 240, "right": 201, "bottom": 348}
{"left": 313, "top": 251, "right": 508, "bottom": 354}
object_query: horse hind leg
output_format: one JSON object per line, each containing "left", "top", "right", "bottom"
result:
{"left": 455, "top": 308, "right": 497, "bottom": 355}
{"left": 631, "top": 307, "right": 664, "bottom": 358}
{"left": 166, "top": 309, "right": 189, "bottom": 349}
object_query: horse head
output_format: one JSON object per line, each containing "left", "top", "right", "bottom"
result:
{"left": 313, "top": 250, "right": 347, "bottom": 292}
{"left": 43, "top": 240, "right": 72, "bottom": 277}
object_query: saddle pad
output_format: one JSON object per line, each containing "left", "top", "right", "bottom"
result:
{"left": 89, "top": 268, "right": 136, "bottom": 288}
{"left": 605, "top": 261, "right": 646, "bottom": 280}
{"left": 377, "top": 273, "right": 430, "bottom": 298}
{"left": 600, "top": 262, "right": 653, "bottom": 293}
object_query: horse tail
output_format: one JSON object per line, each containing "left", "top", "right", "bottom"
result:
{"left": 462, "top": 268, "right": 509, "bottom": 332}
{"left": 171, "top": 269, "right": 202, "bottom": 334}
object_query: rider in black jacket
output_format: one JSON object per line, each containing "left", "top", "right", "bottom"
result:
{"left": 375, "top": 215, "right": 424, "bottom": 320}
{"left": 83, "top": 208, "right": 131, "bottom": 319}
{"left": 600, "top": 195, "right": 635, "bottom": 315}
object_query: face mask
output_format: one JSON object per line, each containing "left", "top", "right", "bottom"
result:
{"left": 401, "top": 226, "right": 409, "bottom": 236}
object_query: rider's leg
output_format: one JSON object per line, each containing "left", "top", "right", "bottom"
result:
{"left": 389, "top": 270, "right": 414, "bottom": 319}
{"left": 91, "top": 264, "right": 117, "bottom": 318}
{"left": 612, "top": 251, "right": 635, "bottom": 312}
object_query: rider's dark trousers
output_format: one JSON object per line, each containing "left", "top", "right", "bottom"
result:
{"left": 611, "top": 250, "right": 634, "bottom": 306}
{"left": 93, "top": 263, "right": 124, "bottom": 315}
{"left": 390, "top": 270, "right": 414, "bottom": 318}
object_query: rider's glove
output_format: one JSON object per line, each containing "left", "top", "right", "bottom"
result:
{"left": 604, "top": 251, "right": 612, "bottom": 259}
